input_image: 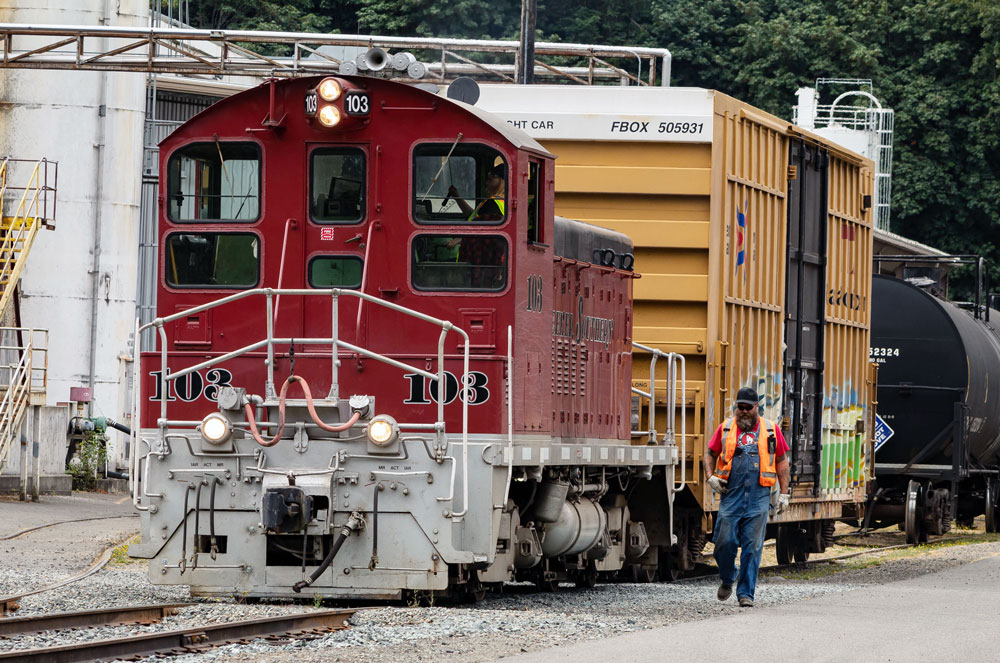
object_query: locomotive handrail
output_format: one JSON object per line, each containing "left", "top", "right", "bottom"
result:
{"left": 136, "top": 287, "right": 474, "bottom": 520}
{"left": 632, "top": 342, "right": 686, "bottom": 492}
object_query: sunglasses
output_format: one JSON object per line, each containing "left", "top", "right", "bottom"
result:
{"left": 735, "top": 403, "right": 755, "bottom": 411}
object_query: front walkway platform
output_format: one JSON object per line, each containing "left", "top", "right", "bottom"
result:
{"left": 511, "top": 549, "right": 1000, "bottom": 662}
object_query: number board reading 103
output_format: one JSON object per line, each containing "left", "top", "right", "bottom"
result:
{"left": 344, "top": 92, "right": 370, "bottom": 117}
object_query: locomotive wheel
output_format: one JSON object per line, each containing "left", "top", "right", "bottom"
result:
{"left": 631, "top": 564, "right": 657, "bottom": 583}
{"left": 575, "top": 563, "right": 599, "bottom": 589}
{"left": 905, "top": 480, "right": 927, "bottom": 544}
{"left": 464, "top": 577, "right": 487, "bottom": 603}
{"left": 986, "top": 481, "right": 999, "bottom": 534}
{"left": 659, "top": 546, "right": 681, "bottom": 582}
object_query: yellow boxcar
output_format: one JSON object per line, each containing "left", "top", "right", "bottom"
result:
{"left": 477, "top": 85, "right": 876, "bottom": 565}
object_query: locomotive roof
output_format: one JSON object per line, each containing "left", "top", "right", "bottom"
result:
{"left": 443, "top": 95, "right": 553, "bottom": 158}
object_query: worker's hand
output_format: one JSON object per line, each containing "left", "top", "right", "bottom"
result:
{"left": 776, "top": 493, "right": 790, "bottom": 515}
{"left": 707, "top": 475, "right": 728, "bottom": 495}
{"left": 447, "top": 185, "right": 460, "bottom": 197}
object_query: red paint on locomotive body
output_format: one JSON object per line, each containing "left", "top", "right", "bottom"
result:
{"left": 142, "top": 75, "right": 633, "bottom": 443}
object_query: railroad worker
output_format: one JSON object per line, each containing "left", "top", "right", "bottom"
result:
{"left": 447, "top": 163, "right": 506, "bottom": 221}
{"left": 703, "top": 386, "right": 790, "bottom": 607}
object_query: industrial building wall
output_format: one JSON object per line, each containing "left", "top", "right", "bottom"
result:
{"left": 0, "top": 1, "right": 149, "bottom": 471}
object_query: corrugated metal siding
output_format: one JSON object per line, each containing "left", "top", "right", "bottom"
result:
{"left": 540, "top": 91, "right": 875, "bottom": 515}
{"left": 821, "top": 152, "right": 874, "bottom": 499}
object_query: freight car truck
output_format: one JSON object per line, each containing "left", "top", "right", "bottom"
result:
{"left": 474, "top": 85, "right": 877, "bottom": 571}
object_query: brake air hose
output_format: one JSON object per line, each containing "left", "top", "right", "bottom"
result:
{"left": 292, "top": 511, "right": 362, "bottom": 593}
{"left": 191, "top": 480, "right": 206, "bottom": 570}
{"left": 209, "top": 476, "right": 222, "bottom": 560}
{"left": 245, "top": 375, "right": 361, "bottom": 447}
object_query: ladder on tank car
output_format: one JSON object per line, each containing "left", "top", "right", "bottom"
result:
{"left": 0, "top": 158, "right": 55, "bottom": 472}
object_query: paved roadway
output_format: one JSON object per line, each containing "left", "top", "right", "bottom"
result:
{"left": 510, "top": 549, "right": 1000, "bottom": 663}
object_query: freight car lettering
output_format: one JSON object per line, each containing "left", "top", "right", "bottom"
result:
{"left": 506, "top": 119, "right": 555, "bottom": 130}
{"left": 403, "top": 371, "right": 490, "bottom": 405}
{"left": 148, "top": 368, "right": 233, "bottom": 403}
{"left": 611, "top": 121, "right": 649, "bottom": 133}
{"left": 658, "top": 122, "right": 705, "bottom": 135}
{"left": 552, "top": 296, "right": 615, "bottom": 347}
{"left": 828, "top": 288, "right": 867, "bottom": 311}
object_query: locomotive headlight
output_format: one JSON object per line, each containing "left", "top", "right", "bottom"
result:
{"left": 201, "top": 413, "right": 232, "bottom": 444}
{"left": 366, "top": 415, "right": 398, "bottom": 446}
{"left": 318, "top": 77, "right": 342, "bottom": 102}
{"left": 318, "top": 105, "right": 342, "bottom": 127}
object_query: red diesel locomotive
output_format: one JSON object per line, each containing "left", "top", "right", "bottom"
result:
{"left": 129, "top": 74, "right": 680, "bottom": 599}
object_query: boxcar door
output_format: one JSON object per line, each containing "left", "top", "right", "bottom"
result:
{"left": 783, "top": 139, "right": 829, "bottom": 493}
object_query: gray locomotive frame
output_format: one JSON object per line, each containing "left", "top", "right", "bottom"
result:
{"left": 128, "top": 289, "right": 681, "bottom": 599}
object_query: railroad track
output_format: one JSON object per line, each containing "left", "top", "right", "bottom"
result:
{"left": 1, "top": 532, "right": 138, "bottom": 616}
{"left": 681, "top": 534, "right": 972, "bottom": 582}
{"left": 0, "top": 606, "right": 356, "bottom": 662}
{"left": 1, "top": 515, "right": 138, "bottom": 542}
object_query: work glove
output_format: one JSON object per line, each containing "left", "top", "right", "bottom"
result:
{"left": 776, "top": 493, "right": 790, "bottom": 515}
{"left": 707, "top": 475, "right": 728, "bottom": 495}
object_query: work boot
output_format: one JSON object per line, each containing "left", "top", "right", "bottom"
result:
{"left": 738, "top": 596, "right": 754, "bottom": 608}
{"left": 717, "top": 584, "right": 733, "bottom": 601}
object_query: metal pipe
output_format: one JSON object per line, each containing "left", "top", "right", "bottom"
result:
{"left": 503, "top": 325, "right": 513, "bottom": 508}
{"left": 209, "top": 476, "right": 221, "bottom": 559}
{"left": 179, "top": 483, "right": 194, "bottom": 574}
{"left": 86, "top": 0, "right": 112, "bottom": 418}
{"left": 450, "top": 328, "right": 471, "bottom": 519}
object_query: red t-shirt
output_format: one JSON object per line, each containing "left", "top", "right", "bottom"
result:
{"left": 708, "top": 419, "right": 788, "bottom": 457}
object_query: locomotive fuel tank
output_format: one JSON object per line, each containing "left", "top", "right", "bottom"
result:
{"left": 871, "top": 274, "right": 1000, "bottom": 468}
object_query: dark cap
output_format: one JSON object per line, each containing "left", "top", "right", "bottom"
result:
{"left": 488, "top": 163, "right": 506, "bottom": 179}
{"left": 735, "top": 387, "right": 759, "bottom": 406}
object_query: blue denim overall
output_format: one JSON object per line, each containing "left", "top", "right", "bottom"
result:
{"left": 712, "top": 431, "right": 772, "bottom": 601}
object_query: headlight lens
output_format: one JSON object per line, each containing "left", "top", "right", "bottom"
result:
{"left": 367, "top": 415, "right": 398, "bottom": 446}
{"left": 318, "top": 105, "right": 341, "bottom": 127}
{"left": 201, "top": 413, "right": 231, "bottom": 444}
{"left": 318, "top": 78, "right": 342, "bottom": 102}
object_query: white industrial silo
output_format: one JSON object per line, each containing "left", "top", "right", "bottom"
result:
{"left": 0, "top": 0, "right": 148, "bottom": 478}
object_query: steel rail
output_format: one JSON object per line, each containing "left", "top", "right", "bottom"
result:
{"left": 0, "top": 603, "right": 192, "bottom": 637}
{"left": 0, "top": 532, "right": 133, "bottom": 616}
{"left": 0, "top": 514, "right": 137, "bottom": 541}
{"left": 0, "top": 608, "right": 356, "bottom": 663}
{"left": 679, "top": 534, "right": 979, "bottom": 582}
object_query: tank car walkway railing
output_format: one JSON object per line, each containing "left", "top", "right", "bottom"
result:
{"left": 0, "top": 328, "right": 48, "bottom": 472}
{"left": 631, "top": 342, "right": 687, "bottom": 493}
{"left": 133, "top": 288, "right": 473, "bottom": 518}
{"left": 0, "top": 23, "right": 670, "bottom": 86}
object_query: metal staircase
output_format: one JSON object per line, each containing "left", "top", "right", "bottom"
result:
{"left": 0, "top": 158, "right": 54, "bottom": 471}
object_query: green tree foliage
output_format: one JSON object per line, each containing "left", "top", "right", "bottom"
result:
{"left": 182, "top": 0, "right": 999, "bottom": 280}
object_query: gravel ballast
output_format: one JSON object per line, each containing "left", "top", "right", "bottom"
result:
{"left": 3, "top": 494, "right": 999, "bottom": 663}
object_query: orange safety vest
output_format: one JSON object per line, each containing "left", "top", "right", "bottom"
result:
{"left": 714, "top": 416, "right": 778, "bottom": 487}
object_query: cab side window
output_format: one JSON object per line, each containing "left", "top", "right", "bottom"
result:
{"left": 411, "top": 234, "right": 507, "bottom": 291}
{"left": 413, "top": 144, "right": 507, "bottom": 225}
{"left": 167, "top": 142, "right": 260, "bottom": 222}
{"left": 310, "top": 148, "right": 366, "bottom": 224}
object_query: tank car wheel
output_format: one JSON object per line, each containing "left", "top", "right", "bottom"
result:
{"left": 986, "top": 481, "right": 999, "bottom": 533}
{"left": 535, "top": 577, "right": 560, "bottom": 592}
{"left": 631, "top": 564, "right": 657, "bottom": 583}
{"left": 905, "top": 480, "right": 927, "bottom": 544}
